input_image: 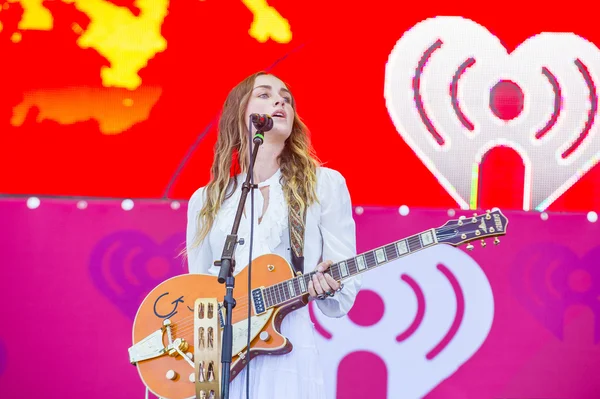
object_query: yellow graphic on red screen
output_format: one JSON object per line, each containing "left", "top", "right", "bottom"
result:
{"left": 243, "top": 0, "right": 292, "bottom": 43}
{"left": 6, "top": 0, "right": 52, "bottom": 30}
{"left": 11, "top": 86, "right": 164, "bottom": 135}
{"left": 68, "top": 0, "right": 169, "bottom": 90}
{"left": 5, "top": 0, "right": 291, "bottom": 88}
{"left": 7, "top": 0, "right": 168, "bottom": 89}
{"left": 4, "top": 0, "right": 291, "bottom": 134}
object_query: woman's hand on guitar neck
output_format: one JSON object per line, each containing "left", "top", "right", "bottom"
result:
{"left": 308, "top": 260, "right": 343, "bottom": 300}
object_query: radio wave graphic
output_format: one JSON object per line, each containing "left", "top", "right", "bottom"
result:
{"left": 311, "top": 263, "right": 466, "bottom": 360}
{"left": 413, "top": 38, "right": 598, "bottom": 159}
{"left": 396, "top": 265, "right": 465, "bottom": 360}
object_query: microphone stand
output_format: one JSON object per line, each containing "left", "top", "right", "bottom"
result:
{"left": 216, "top": 128, "right": 266, "bottom": 399}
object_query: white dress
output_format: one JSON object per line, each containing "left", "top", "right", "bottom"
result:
{"left": 186, "top": 166, "right": 363, "bottom": 399}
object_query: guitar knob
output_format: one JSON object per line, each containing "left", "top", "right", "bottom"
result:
{"left": 494, "top": 238, "right": 500, "bottom": 245}
{"left": 166, "top": 370, "right": 178, "bottom": 380}
{"left": 466, "top": 244, "right": 474, "bottom": 251}
{"left": 189, "top": 372, "right": 196, "bottom": 383}
{"left": 481, "top": 240, "right": 486, "bottom": 247}
{"left": 259, "top": 331, "right": 270, "bottom": 341}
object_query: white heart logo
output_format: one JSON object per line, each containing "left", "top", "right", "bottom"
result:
{"left": 384, "top": 16, "right": 600, "bottom": 211}
{"left": 312, "top": 245, "right": 494, "bottom": 398}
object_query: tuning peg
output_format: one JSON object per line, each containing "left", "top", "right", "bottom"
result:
{"left": 466, "top": 243, "right": 474, "bottom": 251}
{"left": 481, "top": 240, "right": 486, "bottom": 247}
{"left": 494, "top": 238, "right": 500, "bottom": 245}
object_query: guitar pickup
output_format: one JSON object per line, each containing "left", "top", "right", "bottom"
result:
{"left": 251, "top": 288, "right": 266, "bottom": 315}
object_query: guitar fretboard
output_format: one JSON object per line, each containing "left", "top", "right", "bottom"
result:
{"left": 262, "top": 228, "right": 438, "bottom": 309}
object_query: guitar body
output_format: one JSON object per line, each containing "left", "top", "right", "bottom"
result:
{"left": 131, "top": 254, "right": 307, "bottom": 399}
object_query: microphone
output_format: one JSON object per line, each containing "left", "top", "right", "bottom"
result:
{"left": 250, "top": 114, "right": 273, "bottom": 132}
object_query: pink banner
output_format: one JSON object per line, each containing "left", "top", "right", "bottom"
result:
{"left": 0, "top": 198, "right": 599, "bottom": 398}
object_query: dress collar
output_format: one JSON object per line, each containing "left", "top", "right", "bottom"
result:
{"left": 257, "top": 168, "right": 282, "bottom": 188}
{"left": 237, "top": 168, "right": 282, "bottom": 189}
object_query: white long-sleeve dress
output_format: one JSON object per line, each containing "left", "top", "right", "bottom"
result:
{"left": 186, "top": 166, "right": 362, "bottom": 399}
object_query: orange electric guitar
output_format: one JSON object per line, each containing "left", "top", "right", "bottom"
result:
{"left": 129, "top": 209, "right": 508, "bottom": 399}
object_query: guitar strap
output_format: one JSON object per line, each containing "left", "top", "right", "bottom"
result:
{"left": 288, "top": 200, "right": 307, "bottom": 276}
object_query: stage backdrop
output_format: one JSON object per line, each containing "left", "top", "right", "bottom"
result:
{"left": 1, "top": 198, "right": 599, "bottom": 399}
{"left": 1, "top": 1, "right": 600, "bottom": 213}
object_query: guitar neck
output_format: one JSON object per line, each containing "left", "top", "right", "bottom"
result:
{"left": 262, "top": 228, "right": 439, "bottom": 309}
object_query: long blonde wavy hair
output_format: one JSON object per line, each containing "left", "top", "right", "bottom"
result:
{"left": 188, "top": 71, "right": 320, "bottom": 251}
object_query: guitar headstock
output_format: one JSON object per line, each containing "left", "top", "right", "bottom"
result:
{"left": 435, "top": 208, "right": 508, "bottom": 250}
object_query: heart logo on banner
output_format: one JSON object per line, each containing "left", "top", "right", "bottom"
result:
{"left": 384, "top": 16, "right": 600, "bottom": 211}
{"left": 312, "top": 245, "right": 495, "bottom": 399}
{"left": 510, "top": 242, "right": 600, "bottom": 343}
{"left": 88, "top": 230, "right": 186, "bottom": 320}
